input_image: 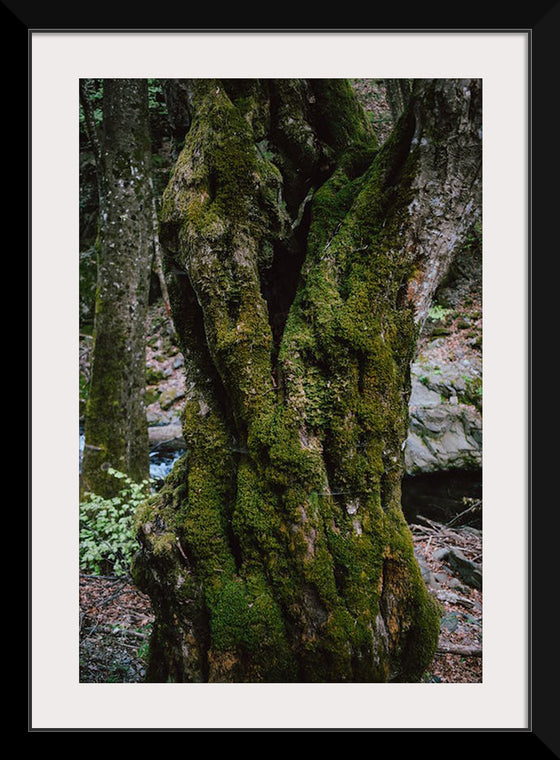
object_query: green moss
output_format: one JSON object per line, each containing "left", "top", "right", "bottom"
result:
{"left": 431, "top": 325, "right": 451, "bottom": 337}
{"left": 144, "top": 388, "right": 159, "bottom": 406}
{"left": 311, "top": 79, "right": 378, "bottom": 153}
{"left": 374, "top": 509, "right": 441, "bottom": 681}
{"left": 81, "top": 320, "right": 131, "bottom": 495}
{"left": 232, "top": 458, "right": 286, "bottom": 562}
{"left": 208, "top": 572, "right": 296, "bottom": 681}
{"left": 262, "top": 110, "right": 438, "bottom": 680}
{"left": 145, "top": 366, "right": 166, "bottom": 384}
{"left": 459, "top": 375, "right": 483, "bottom": 411}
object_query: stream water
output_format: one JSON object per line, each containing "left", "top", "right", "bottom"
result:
{"left": 79, "top": 430, "right": 183, "bottom": 483}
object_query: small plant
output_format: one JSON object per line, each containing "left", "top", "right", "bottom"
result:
{"left": 79, "top": 374, "right": 90, "bottom": 405}
{"left": 108, "top": 663, "right": 131, "bottom": 682}
{"left": 79, "top": 468, "right": 151, "bottom": 576}
{"left": 428, "top": 305, "right": 451, "bottom": 323}
{"left": 147, "top": 79, "right": 167, "bottom": 116}
{"left": 137, "top": 629, "right": 152, "bottom": 661}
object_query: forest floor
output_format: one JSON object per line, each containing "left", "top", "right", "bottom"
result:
{"left": 79, "top": 511, "right": 482, "bottom": 684}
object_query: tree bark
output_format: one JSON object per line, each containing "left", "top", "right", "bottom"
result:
{"left": 132, "top": 78, "right": 482, "bottom": 682}
{"left": 81, "top": 79, "right": 153, "bottom": 498}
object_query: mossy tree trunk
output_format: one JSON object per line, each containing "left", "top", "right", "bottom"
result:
{"left": 81, "top": 79, "right": 153, "bottom": 498}
{"left": 132, "top": 79, "right": 482, "bottom": 682}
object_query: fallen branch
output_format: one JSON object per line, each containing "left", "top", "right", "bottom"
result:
{"left": 435, "top": 589, "right": 477, "bottom": 608}
{"left": 92, "top": 624, "right": 150, "bottom": 640}
{"left": 410, "top": 523, "right": 436, "bottom": 535}
{"left": 415, "top": 515, "right": 444, "bottom": 531}
{"left": 437, "top": 644, "right": 482, "bottom": 657}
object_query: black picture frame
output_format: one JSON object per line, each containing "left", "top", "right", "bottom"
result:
{"left": 24, "top": 3, "right": 552, "bottom": 745}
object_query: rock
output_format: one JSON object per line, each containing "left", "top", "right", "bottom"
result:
{"left": 148, "top": 423, "right": 186, "bottom": 451}
{"left": 444, "top": 548, "right": 482, "bottom": 590}
{"left": 158, "top": 386, "right": 186, "bottom": 410}
{"left": 461, "top": 526, "right": 482, "bottom": 538}
{"left": 409, "top": 381, "right": 442, "bottom": 408}
{"left": 414, "top": 548, "right": 443, "bottom": 590}
{"left": 435, "top": 588, "right": 476, "bottom": 608}
{"left": 404, "top": 358, "right": 482, "bottom": 475}
{"left": 433, "top": 547, "right": 450, "bottom": 562}
{"left": 435, "top": 546, "right": 482, "bottom": 590}
{"left": 146, "top": 411, "right": 159, "bottom": 425}
{"left": 415, "top": 555, "right": 438, "bottom": 589}
{"left": 441, "top": 612, "right": 459, "bottom": 632}
{"left": 447, "top": 577, "right": 468, "bottom": 591}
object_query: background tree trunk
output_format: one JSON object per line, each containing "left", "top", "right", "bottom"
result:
{"left": 81, "top": 79, "right": 153, "bottom": 497}
{"left": 132, "top": 78, "right": 482, "bottom": 682}
{"left": 385, "top": 78, "right": 412, "bottom": 124}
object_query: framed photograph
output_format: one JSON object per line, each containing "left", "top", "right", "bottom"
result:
{"left": 27, "top": 19, "right": 542, "bottom": 738}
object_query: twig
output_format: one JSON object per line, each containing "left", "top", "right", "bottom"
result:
{"left": 123, "top": 610, "right": 153, "bottom": 623}
{"left": 80, "top": 621, "right": 102, "bottom": 641}
{"left": 111, "top": 641, "right": 147, "bottom": 652}
{"left": 101, "top": 625, "right": 149, "bottom": 640}
{"left": 150, "top": 181, "right": 176, "bottom": 338}
{"left": 320, "top": 222, "right": 342, "bottom": 259}
{"left": 446, "top": 502, "right": 481, "bottom": 528}
{"left": 98, "top": 583, "right": 129, "bottom": 607}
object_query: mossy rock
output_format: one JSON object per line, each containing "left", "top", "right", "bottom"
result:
{"left": 430, "top": 326, "right": 451, "bottom": 337}
{"left": 158, "top": 386, "right": 186, "bottom": 410}
{"left": 146, "top": 366, "right": 167, "bottom": 384}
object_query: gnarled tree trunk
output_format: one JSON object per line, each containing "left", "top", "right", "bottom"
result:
{"left": 132, "top": 78, "right": 482, "bottom": 682}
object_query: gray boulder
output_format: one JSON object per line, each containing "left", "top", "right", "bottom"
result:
{"left": 405, "top": 356, "right": 482, "bottom": 475}
{"left": 433, "top": 546, "right": 482, "bottom": 590}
